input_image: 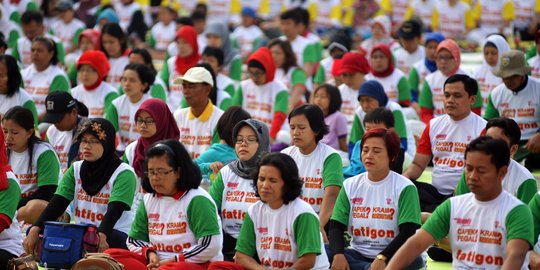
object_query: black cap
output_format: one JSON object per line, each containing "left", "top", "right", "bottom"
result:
{"left": 42, "top": 92, "right": 77, "bottom": 123}
{"left": 398, "top": 20, "right": 421, "bottom": 39}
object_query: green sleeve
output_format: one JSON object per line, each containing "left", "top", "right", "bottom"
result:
{"left": 322, "top": 153, "right": 343, "bottom": 188}
{"left": 219, "top": 97, "right": 232, "bottom": 111}
{"left": 235, "top": 212, "right": 257, "bottom": 256}
{"left": 12, "top": 39, "right": 20, "bottom": 62}
{"left": 7, "top": 30, "right": 19, "bottom": 50}
{"left": 252, "top": 37, "right": 265, "bottom": 52}
{"left": 291, "top": 68, "right": 307, "bottom": 86}
{"left": 187, "top": 196, "right": 221, "bottom": 238}
{"left": 50, "top": 75, "right": 70, "bottom": 92}
{"left": 505, "top": 204, "right": 534, "bottom": 247}
{"left": 212, "top": 127, "right": 220, "bottom": 144}
{"left": 232, "top": 87, "right": 243, "bottom": 106}
{"left": 105, "top": 103, "right": 119, "bottom": 131}
{"left": 104, "top": 92, "right": 119, "bottom": 115}
{"left": 118, "top": 85, "right": 124, "bottom": 95}
{"left": 302, "top": 43, "right": 317, "bottom": 63}
{"left": 150, "top": 84, "right": 167, "bottom": 102}
{"left": 313, "top": 64, "right": 326, "bottom": 84}
{"left": 349, "top": 114, "right": 364, "bottom": 144}
{"left": 408, "top": 67, "right": 420, "bottom": 93}
{"left": 109, "top": 170, "right": 137, "bottom": 209}
{"left": 293, "top": 213, "right": 322, "bottom": 257}
{"left": 418, "top": 80, "right": 434, "bottom": 109}
{"left": 36, "top": 149, "right": 60, "bottom": 186}
{"left": 229, "top": 57, "right": 243, "bottom": 82}
{"left": 224, "top": 84, "right": 236, "bottom": 97}
{"left": 529, "top": 193, "right": 540, "bottom": 243}
{"left": 454, "top": 172, "right": 469, "bottom": 196}
{"left": 55, "top": 165, "right": 76, "bottom": 201}
{"left": 68, "top": 64, "right": 77, "bottom": 85}
{"left": 397, "top": 185, "right": 421, "bottom": 225}
{"left": 146, "top": 32, "right": 156, "bottom": 48}
{"left": 274, "top": 90, "right": 289, "bottom": 114}
{"left": 180, "top": 98, "right": 188, "bottom": 109}
{"left": 314, "top": 42, "right": 324, "bottom": 62}
{"left": 330, "top": 187, "right": 350, "bottom": 225}
{"left": 72, "top": 28, "right": 84, "bottom": 47}
{"left": 208, "top": 172, "right": 224, "bottom": 211}
{"left": 392, "top": 109, "right": 407, "bottom": 139}
{"left": 27, "top": 1, "right": 38, "bottom": 11}
{"left": 231, "top": 37, "right": 239, "bottom": 49}
{"left": 422, "top": 199, "right": 451, "bottom": 240}
{"left": 472, "top": 85, "right": 483, "bottom": 109}
{"left": 10, "top": 12, "right": 21, "bottom": 25}
{"left": 397, "top": 76, "right": 411, "bottom": 103}
{"left": 160, "top": 61, "right": 170, "bottom": 88}
{"left": 483, "top": 93, "right": 500, "bottom": 120}
{"left": 22, "top": 99, "right": 38, "bottom": 129}
{"left": 122, "top": 153, "right": 129, "bottom": 164}
{"left": 56, "top": 42, "right": 65, "bottom": 65}
{"left": 128, "top": 199, "right": 150, "bottom": 242}
{"left": 517, "top": 179, "right": 538, "bottom": 205}
{"left": 0, "top": 179, "right": 21, "bottom": 219}
{"left": 526, "top": 45, "right": 537, "bottom": 60}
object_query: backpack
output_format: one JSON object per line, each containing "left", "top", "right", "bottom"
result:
{"left": 38, "top": 221, "right": 99, "bottom": 269}
{"left": 72, "top": 253, "right": 124, "bottom": 270}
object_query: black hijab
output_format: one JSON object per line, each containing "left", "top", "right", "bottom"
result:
{"left": 75, "top": 118, "right": 122, "bottom": 196}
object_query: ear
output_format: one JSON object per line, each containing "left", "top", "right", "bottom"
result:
{"left": 509, "top": 144, "right": 519, "bottom": 158}
{"left": 497, "top": 165, "right": 508, "bottom": 182}
{"left": 469, "top": 94, "right": 477, "bottom": 106}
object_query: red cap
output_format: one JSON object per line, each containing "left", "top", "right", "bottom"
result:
{"left": 338, "top": 52, "right": 370, "bottom": 75}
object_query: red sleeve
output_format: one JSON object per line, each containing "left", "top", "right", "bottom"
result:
{"left": 399, "top": 100, "right": 411, "bottom": 107}
{"left": 471, "top": 107, "right": 481, "bottom": 116}
{"left": 416, "top": 122, "right": 432, "bottom": 155}
{"left": 270, "top": 112, "right": 286, "bottom": 139}
{"left": 0, "top": 213, "right": 11, "bottom": 233}
{"left": 420, "top": 107, "right": 434, "bottom": 125}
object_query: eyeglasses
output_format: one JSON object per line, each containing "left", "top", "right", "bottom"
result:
{"left": 136, "top": 118, "right": 155, "bottom": 126}
{"left": 80, "top": 139, "right": 101, "bottom": 145}
{"left": 235, "top": 136, "right": 258, "bottom": 145}
{"left": 145, "top": 168, "right": 175, "bottom": 177}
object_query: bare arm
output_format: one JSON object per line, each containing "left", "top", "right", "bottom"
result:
{"left": 319, "top": 186, "right": 341, "bottom": 242}
{"left": 403, "top": 153, "right": 431, "bottom": 180}
{"left": 502, "top": 239, "right": 530, "bottom": 270}
{"left": 386, "top": 229, "right": 435, "bottom": 269}
{"left": 235, "top": 251, "right": 265, "bottom": 270}
{"left": 290, "top": 253, "right": 317, "bottom": 270}
{"left": 338, "top": 137, "right": 348, "bottom": 153}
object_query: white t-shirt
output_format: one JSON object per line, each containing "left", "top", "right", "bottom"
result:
{"left": 279, "top": 35, "right": 311, "bottom": 66}
{"left": 473, "top": 64, "right": 502, "bottom": 114}
{"left": 513, "top": 0, "right": 538, "bottom": 29}
{"left": 411, "top": 60, "right": 432, "bottom": 91}
{"left": 365, "top": 69, "right": 408, "bottom": 104}
{"left": 51, "top": 18, "right": 85, "bottom": 52}
{"left": 150, "top": 22, "right": 177, "bottom": 51}
{"left": 21, "top": 64, "right": 69, "bottom": 115}
{"left": 107, "top": 56, "right": 130, "bottom": 89}
{"left": 476, "top": 0, "right": 508, "bottom": 33}
{"left": 338, "top": 83, "right": 360, "bottom": 132}
{"left": 423, "top": 68, "right": 467, "bottom": 117}
{"left": 71, "top": 82, "right": 118, "bottom": 118}
{"left": 232, "top": 25, "right": 264, "bottom": 58}
{"left": 435, "top": 1, "right": 471, "bottom": 38}
{"left": 111, "top": 94, "right": 148, "bottom": 151}
{"left": 0, "top": 89, "right": 33, "bottom": 116}
{"left": 46, "top": 124, "right": 76, "bottom": 173}
{"left": 394, "top": 46, "right": 426, "bottom": 75}
{"left": 165, "top": 56, "right": 184, "bottom": 112}
{"left": 528, "top": 56, "right": 540, "bottom": 79}
{"left": 114, "top": 2, "right": 141, "bottom": 32}
{"left": 206, "top": 0, "right": 232, "bottom": 24}
{"left": 238, "top": 79, "right": 288, "bottom": 129}
{"left": 0, "top": 174, "right": 24, "bottom": 257}
{"left": 410, "top": 0, "right": 437, "bottom": 28}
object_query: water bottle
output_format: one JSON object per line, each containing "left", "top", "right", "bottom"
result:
{"left": 200, "top": 175, "right": 211, "bottom": 191}
{"left": 83, "top": 226, "right": 99, "bottom": 253}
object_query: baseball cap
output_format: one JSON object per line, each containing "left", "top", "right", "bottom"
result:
{"left": 398, "top": 20, "right": 421, "bottom": 39}
{"left": 42, "top": 92, "right": 78, "bottom": 123}
{"left": 241, "top": 6, "right": 257, "bottom": 18}
{"left": 173, "top": 67, "right": 214, "bottom": 87}
{"left": 493, "top": 50, "right": 531, "bottom": 78}
{"left": 56, "top": 0, "right": 74, "bottom": 11}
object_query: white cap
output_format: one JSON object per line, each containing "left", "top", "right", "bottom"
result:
{"left": 173, "top": 67, "right": 214, "bottom": 87}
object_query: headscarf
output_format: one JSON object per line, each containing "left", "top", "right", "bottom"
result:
{"left": 76, "top": 118, "right": 122, "bottom": 196}
{"left": 358, "top": 80, "right": 388, "bottom": 107}
{"left": 77, "top": 50, "right": 110, "bottom": 90}
{"left": 483, "top": 35, "right": 510, "bottom": 71}
{"left": 205, "top": 22, "right": 240, "bottom": 67}
{"left": 372, "top": 15, "right": 392, "bottom": 40}
{"left": 436, "top": 39, "right": 461, "bottom": 75}
{"left": 370, "top": 44, "right": 394, "bottom": 78}
{"left": 424, "top": 32, "right": 445, "bottom": 73}
{"left": 0, "top": 126, "right": 11, "bottom": 191}
{"left": 247, "top": 47, "right": 276, "bottom": 83}
{"left": 175, "top": 26, "right": 200, "bottom": 75}
{"left": 79, "top": 29, "right": 101, "bottom": 51}
{"left": 133, "top": 99, "right": 180, "bottom": 177}
{"left": 96, "top": 8, "right": 119, "bottom": 24}
{"left": 339, "top": 52, "right": 370, "bottom": 75}
{"left": 229, "top": 119, "right": 270, "bottom": 179}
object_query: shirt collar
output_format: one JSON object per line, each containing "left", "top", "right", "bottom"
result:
{"left": 188, "top": 100, "right": 213, "bottom": 121}
{"left": 156, "top": 190, "right": 186, "bottom": 200}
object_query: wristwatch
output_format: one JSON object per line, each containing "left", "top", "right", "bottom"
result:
{"left": 376, "top": 254, "right": 387, "bottom": 262}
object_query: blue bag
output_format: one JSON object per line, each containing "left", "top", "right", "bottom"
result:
{"left": 39, "top": 221, "right": 95, "bottom": 269}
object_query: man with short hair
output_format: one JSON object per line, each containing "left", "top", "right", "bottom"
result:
{"left": 279, "top": 8, "right": 317, "bottom": 77}
{"left": 388, "top": 136, "right": 534, "bottom": 270}
{"left": 404, "top": 74, "right": 486, "bottom": 212}
{"left": 484, "top": 49, "right": 540, "bottom": 170}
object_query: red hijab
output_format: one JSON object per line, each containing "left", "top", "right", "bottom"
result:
{"left": 175, "top": 26, "right": 200, "bottom": 75}
{"left": 370, "top": 44, "right": 394, "bottom": 78}
{"left": 0, "top": 127, "right": 11, "bottom": 191}
{"left": 133, "top": 99, "right": 180, "bottom": 178}
{"left": 247, "top": 47, "right": 276, "bottom": 83}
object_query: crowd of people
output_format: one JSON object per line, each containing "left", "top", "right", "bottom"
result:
{"left": 1, "top": 0, "right": 540, "bottom": 269}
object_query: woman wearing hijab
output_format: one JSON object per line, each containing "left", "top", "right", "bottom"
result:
{"left": 0, "top": 125, "right": 24, "bottom": 268}
{"left": 71, "top": 50, "right": 118, "bottom": 118}
{"left": 473, "top": 34, "right": 510, "bottom": 113}
{"left": 366, "top": 44, "right": 412, "bottom": 108}
{"left": 205, "top": 22, "right": 243, "bottom": 83}
{"left": 24, "top": 118, "right": 137, "bottom": 254}
{"left": 359, "top": 15, "right": 400, "bottom": 56}
{"left": 66, "top": 29, "right": 101, "bottom": 85}
{"left": 418, "top": 39, "right": 483, "bottom": 124}
{"left": 161, "top": 26, "right": 200, "bottom": 112}
{"left": 209, "top": 119, "right": 270, "bottom": 261}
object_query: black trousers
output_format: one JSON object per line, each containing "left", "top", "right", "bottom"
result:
{"left": 0, "top": 249, "right": 18, "bottom": 269}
